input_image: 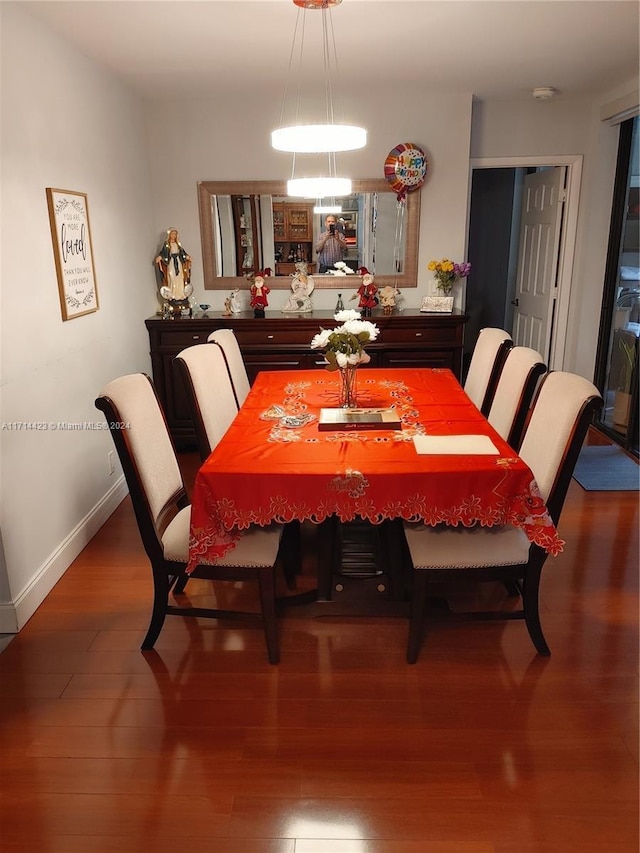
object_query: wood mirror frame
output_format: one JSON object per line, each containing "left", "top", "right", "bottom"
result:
{"left": 197, "top": 179, "right": 420, "bottom": 290}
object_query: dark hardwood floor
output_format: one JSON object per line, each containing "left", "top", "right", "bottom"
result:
{"left": 0, "top": 439, "right": 638, "bottom": 852}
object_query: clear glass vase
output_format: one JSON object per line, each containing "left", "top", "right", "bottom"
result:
{"left": 338, "top": 365, "right": 358, "bottom": 408}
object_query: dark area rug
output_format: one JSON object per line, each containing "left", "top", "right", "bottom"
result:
{"left": 573, "top": 444, "right": 639, "bottom": 491}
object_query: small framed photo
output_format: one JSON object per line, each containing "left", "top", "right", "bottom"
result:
{"left": 420, "top": 295, "right": 454, "bottom": 313}
{"left": 46, "top": 188, "right": 99, "bottom": 320}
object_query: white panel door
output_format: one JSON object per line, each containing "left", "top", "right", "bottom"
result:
{"left": 512, "top": 167, "right": 566, "bottom": 358}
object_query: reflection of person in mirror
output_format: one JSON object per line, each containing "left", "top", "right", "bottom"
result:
{"left": 316, "top": 214, "right": 347, "bottom": 273}
{"left": 282, "top": 263, "right": 315, "bottom": 313}
{"left": 154, "top": 228, "right": 192, "bottom": 301}
{"left": 250, "top": 269, "right": 271, "bottom": 315}
{"left": 351, "top": 267, "right": 378, "bottom": 316}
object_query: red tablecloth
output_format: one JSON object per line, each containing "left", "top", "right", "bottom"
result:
{"left": 188, "top": 368, "right": 563, "bottom": 570}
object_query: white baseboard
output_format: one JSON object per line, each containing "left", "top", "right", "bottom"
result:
{"left": 0, "top": 602, "right": 18, "bottom": 634}
{"left": 7, "top": 476, "right": 129, "bottom": 632}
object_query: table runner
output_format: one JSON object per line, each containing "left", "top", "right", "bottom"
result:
{"left": 188, "top": 368, "right": 563, "bottom": 570}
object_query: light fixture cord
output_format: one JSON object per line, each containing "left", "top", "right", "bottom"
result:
{"left": 322, "top": 6, "right": 334, "bottom": 126}
{"left": 281, "top": 7, "right": 306, "bottom": 181}
{"left": 279, "top": 6, "right": 304, "bottom": 130}
{"left": 322, "top": 5, "right": 342, "bottom": 180}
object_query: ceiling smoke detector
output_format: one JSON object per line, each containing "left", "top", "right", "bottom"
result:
{"left": 532, "top": 87, "right": 556, "bottom": 100}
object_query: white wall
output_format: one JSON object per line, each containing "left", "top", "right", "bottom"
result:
{"left": 144, "top": 90, "right": 474, "bottom": 312}
{"left": 0, "top": 4, "right": 158, "bottom": 629}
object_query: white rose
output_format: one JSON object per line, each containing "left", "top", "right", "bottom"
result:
{"left": 334, "top": 309, "right": 361, "bottom": 323}
{"left": 361, "top": 321, "right": 379, "bottom": 341}
{"left": 346, "top": 352, "right": 361, "bottom": 365}
{"left": 310, "top": 329, "right": 332, "bottom": 349}
{"left": 336, "top": 352, "right": 349, "bottom": 368}
{"left": 341, "top": 320, "right": 366, "bottom": 335}
{"left": 359, "top": 351, "right": 371, "bottom": 364}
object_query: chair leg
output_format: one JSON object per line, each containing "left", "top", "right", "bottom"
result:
{"left": 258, "top": 568, "right": 280, "bottom": 665}
{"left": 522, "top": 563, "right": 550, "bottom": 656}
{"left": 407, "top": 570, "right": 429, "bottom": 664}
{"left": 380, "top": 519, "right": 411, "bottom": 601}
{"left": 316, "top": 516, "right": 338, "bottom": 601}
{"left": 141, "top": 570, "right": 170, "bottom": 650}
{"left": 279, "top": 521, "right": 301, "bottom": 590}
{"left": 174, "top": 573, "right": 189, "bottom": 595}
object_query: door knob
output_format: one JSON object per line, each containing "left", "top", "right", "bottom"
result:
{"left": 511, "top": 298, "right": 519, "bottom": 307}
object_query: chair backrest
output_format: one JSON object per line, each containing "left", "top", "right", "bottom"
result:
{"left": 174, "top": 342, "right": 239, "bottom": 461}
{"left": 519, "top": 371, "right": 603, "bottom": 524}
{"left": 207, "top": 329, "right": 251, "bottom": 408}
{"left": 487, "top": 346, "right": 547, "bottom": 449}
{"left": 95, "top": 373, "right": 187, "bottom": 562}
{"left": 464, "top": 328, "right": 513, "bottom": 414}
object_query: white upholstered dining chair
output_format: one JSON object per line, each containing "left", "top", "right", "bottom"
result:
{"left": 487, "top": 346, "right": 546, "bottom": 450}
{"left": 207, "top": 329, "right": 251, "bottom": 408}
{"left": 464, "top": 327, "right": 513, "bottom": 414}
{"left": 402, "top": 371, "right": 602, "bottom": 663}
{"left": 174, "top": 342, "right": 239, "bottom": 461}
{"left": 95, "top": 372, "right": 295, "bottom": 664}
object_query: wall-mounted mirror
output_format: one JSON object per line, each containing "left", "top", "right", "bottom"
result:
{"left": 197, "top": 179, "right": 420, "bottom": 290}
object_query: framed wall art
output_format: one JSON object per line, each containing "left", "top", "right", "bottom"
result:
{"left": 46, "top": 188, "right": 99, "bottom": 320}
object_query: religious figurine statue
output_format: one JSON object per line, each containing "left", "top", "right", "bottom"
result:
{"left": 350, "top": 267, "right": 378, "bottom": 317}
{"left": 379, "top": 284, "right": 400, "bottom": 315}
{"left": 282, "top": 262, "right": 315, "bottom": 313}
{"left": 155, "top": 228, "right": 193, "bottom": 319}
{"left": 222, "top": 296, "right": 232, "bottom": 316}
{"left": 250, "top": 269, "right": 271, "bottom": 317}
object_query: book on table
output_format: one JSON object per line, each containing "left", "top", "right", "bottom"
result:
{"left": 318, "top": 407, "right": 402, "bottom": 431}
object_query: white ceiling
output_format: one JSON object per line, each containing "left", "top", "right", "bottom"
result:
{"left": 25, "top": 0, "right": 639, "bottom": 102}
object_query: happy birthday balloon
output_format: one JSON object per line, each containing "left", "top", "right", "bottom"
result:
{"left": 384, "top": 142, "right": 428, "bottom": 202}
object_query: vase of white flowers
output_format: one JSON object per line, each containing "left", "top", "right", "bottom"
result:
{"left": 310, "top": 309, "right": 379, "bottom": 408}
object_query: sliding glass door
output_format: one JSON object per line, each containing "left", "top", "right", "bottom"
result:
{"left": 595, "top": 117, "right": 639, "bottom": 456}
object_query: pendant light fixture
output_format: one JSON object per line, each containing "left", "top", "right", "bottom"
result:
{"left": 272, "top": 0, "right": 366, "bottom": 199}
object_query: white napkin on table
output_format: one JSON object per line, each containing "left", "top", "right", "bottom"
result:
{"left": 413, "top": 434, "right": 500, "bottom": 455}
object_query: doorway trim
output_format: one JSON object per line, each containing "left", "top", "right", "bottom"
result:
{"left": 469, "top": 155, "right": 583, "bottom": 370}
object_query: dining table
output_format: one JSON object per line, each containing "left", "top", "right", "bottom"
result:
{"left": 187, "top": 367, "right": 563, "bottom": 612}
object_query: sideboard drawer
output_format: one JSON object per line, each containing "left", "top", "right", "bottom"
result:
{"left": 234, "top": 329, "right": 312, "bottom": 346}
{"left": 158, "top": 330, "right": 208, "bottom": 347}
{"left": 383, "top": 325, "right": 458, "bottom": 345}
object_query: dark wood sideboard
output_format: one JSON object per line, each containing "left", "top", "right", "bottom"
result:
{"left": 145, "top": 308, "right": 469, "bottom": 447}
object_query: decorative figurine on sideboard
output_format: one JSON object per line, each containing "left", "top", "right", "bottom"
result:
{"left": 282, "top": 262, "right": 315, "bottom": 314}
{"left": 222, "top": 288, "right": 243, "bottom": 316}
{"left": 230, "top": 288, "right": 242, "bottom": 315}
{"left": 250, "top": 268, "right": 271, "bottom": 317}
{"left": 351, "top": 267, "right": 378, "bottom": 317}
{"left": 154, "top": 228, "right": 193, "bottom": 319}
{"left": 379, "top": 284, "right": 400, "bottom": 315}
